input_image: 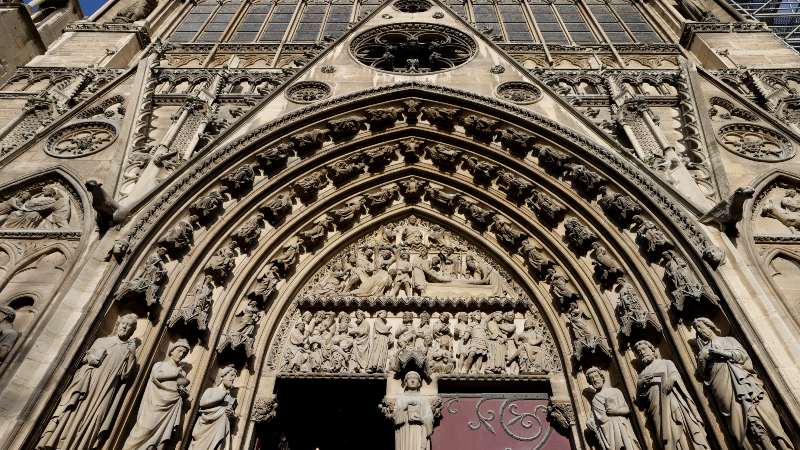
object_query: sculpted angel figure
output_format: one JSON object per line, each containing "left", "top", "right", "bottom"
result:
{"left": 124, "top": 339, "right": 191, "bottom": 450}
{"left": 634, "top": 340, "right": 710, "bottom": 450}
{"left": 692, "top": 318, "right": 793, "bottom": 450}
{"left": 188, "top": 366, "right": 238, "bottom": 450}
{"left": 585, "top": 367, "right": 640, "bottom": 450}
{"left": 38, "top": 314, "right": 139, "bottom": 450}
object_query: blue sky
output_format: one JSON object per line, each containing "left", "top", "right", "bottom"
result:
{"left": 80, "top": 0, "right": 105, "bottom": 16}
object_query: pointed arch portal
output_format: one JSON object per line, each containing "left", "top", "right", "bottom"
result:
{"left": 29, "top": 84, "right": 800, "bottom": 450}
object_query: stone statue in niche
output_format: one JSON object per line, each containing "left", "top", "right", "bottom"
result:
{"left": 217, "top": 300, "right": 262, "bottom": 357}
{"left": 124, "top": 339, "right": 191, "bottom": 450}
{"left": 205, "top": 241, "right": 237, "bottom": 282}
{"left": 0, "top": 305, "right": 19, "bottom": 363}
{"left": 261, "top": 191, "right": 293, "bottom": 225}
{"left": 350, "top": 310, "right": 371, "bottom": 371}
{"left": 37, "top": 314, "right": 139, "bottom": 450}
{"left": 189, "top": 366, "right": 238, "bottom": 450}
{"left": 633, "top": 216, "right": 672, "bottom": 257}
{"left": 114, "top": 248, "right": 167, "bottom": 307}
{"left": 566, "top": 301, "right": 610, "bottom": 362}
{"left": 368, "top": 310, "right": 392, "bottom": 372}
{"left": 168, "top": 275, "right": 214, "bottom": 331}
{"left": 328, "top": 197, "right": 364, "bottom": 228}
{"left": 615, "top": 281, "right": 660, "bottom": 339}
{"left": 520, "top": 239, "right": 554, "bottom": 276}
{"left": 382, "top": 371, "right": 440, "bottom": 450}
{"left": 633, "top": 340, "right": 710, "bottom": 450}
{"left": 762, "top": 189, "right": 800, "bottom": 233}
{"left": 590, "top": 242, "right": 624, "bottom": 288}
{"left": 497, "top": 170, "right": 534, "bottom": 202}
{"left": 249, "top": 263, "right": 281, "bottom": 304}
{"left": 585, "top": 367, "right": 641, "bottom": 450}
{"left": 0, "top": 184, "right": 72, "bottom": 229}
{"left": 661, "top": 250, "right": 718, "bottom": 312}
{"left": 398, "top": 177, "right": 427, "bottom": 202}
{"left": 298, "top": 215, "right": 333, "bottom": 250}
{"left": 327, "top": 157, "right": 365, "bottom": 185}
{"left": 158, "top": 218, "right": 196, "bottom": 255}
{"left": 691, "top": 318, "right": 794, "bottom": 450}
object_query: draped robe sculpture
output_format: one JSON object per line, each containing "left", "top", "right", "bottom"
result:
{"left": 384, "top": 371, "right": 437, "bottom": 450}
{"left": 37, "top": 314, "right": 139, "bottom": 450}
{"left": 188, "top": 366, "right": 238, "bottom": 450}
{"left": 585, "top": 367, "right": 641, "bottom": 450}
{"left": 692, "top": 318, "right": 793, "bottom": 450}
{"left": 633, "top": 340, "right": 710, "bottom": 450}
{"left": 124, "top": 339, "right": 191, "bottom": 450}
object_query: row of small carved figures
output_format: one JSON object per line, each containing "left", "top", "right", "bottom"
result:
{"left": 280, "top": 310, "right": 555, "bottom": 375}
{"left": 110, "top": 102, "right": 721, "bottom": 348}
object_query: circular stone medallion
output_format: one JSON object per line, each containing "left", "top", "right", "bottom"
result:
{"left": 394, "top": 0, "right": 432, "bottom": 12}
{"left": 716, "top": 123, "right": 795, "bottom": 162}
{"left": 350, "top": 23, "right": 476, "bottom": 74}
{"left": 286, "top": 81, "right": 332, "bottom": 104}
{"left": 496, "top": 81, "right": 543, "bottom": 104}
{"left": 46, "top": 120, "right": 118, "bottom": 158}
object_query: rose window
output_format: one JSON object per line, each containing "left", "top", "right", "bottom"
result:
{"left": 717, "top": 123, "right": 794, "bottom": 162}
{"left": 46, "top": 121, "right": 118, "bottom": 158}
{"left": 350, "top": 23, "right": 476, "bottom": 74}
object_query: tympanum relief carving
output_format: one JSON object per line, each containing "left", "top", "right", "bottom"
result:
{"left": 0, "top": 183, "right": 79, "bottom": 230}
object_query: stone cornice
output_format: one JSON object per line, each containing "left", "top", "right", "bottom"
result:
{"left": 64, "top": 21, "right": 151, "bottom": 47}
{"left": 680, "top": 21, "right": 770, "bottom": 47}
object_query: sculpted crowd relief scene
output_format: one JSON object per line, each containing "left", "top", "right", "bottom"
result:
{"left": 758, "top": 186, "right": 800, "bottom": 235}
{"left": 303, "top": 216, "right": 520, "bottom": 299}
{"left": 0, "top": 183, "right": 79, "bottom": 230}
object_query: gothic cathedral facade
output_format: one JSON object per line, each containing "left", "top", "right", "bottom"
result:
{"left": 1, "top": 0, "right": 800, "bottom": 449}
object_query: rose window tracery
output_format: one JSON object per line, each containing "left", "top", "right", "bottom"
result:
{"left": 45, "top": 121, "right": 117, "bottom": 158}
{"left": 286, "top": 81, "right": 332, "bottom": 103}
{"left": 350, "top": 23, "right": 476, "bottom": 74}
{"left": 496, "top": 81, "right": 542, "bottom": 104}
{"left": 716, "top": 123, "right": 794, "bottom": 162}
{"left": 394, "top": 0, "right": 433, "bottom": 12}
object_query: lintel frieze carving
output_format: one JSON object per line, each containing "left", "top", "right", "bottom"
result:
{"left": 63, "top": 21, "right": 151, "bottom": 46}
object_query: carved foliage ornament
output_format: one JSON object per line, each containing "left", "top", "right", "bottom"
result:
{"left": 717, "top": 123, "right": 794, "bottom": 162}
{"left": 496, "top": 81, "right": 542, "bottom": 105}
{"left": 46, "top": 121, "right": 118, "bottom": 158}
{"left": 350, "top": 23, "right": 476, "bottom": 74}
{"left": 285, "top": 81, "right": 332, "bottom": 104}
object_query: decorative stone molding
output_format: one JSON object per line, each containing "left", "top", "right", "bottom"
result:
{"left": 45, "top": 120, "right": 118, "bottom": 158}
{"left": 350, "top": 23, "right": 476, "bottom": 74}
{"left": 285, "top": 81, "right": 332, "bottom": 104}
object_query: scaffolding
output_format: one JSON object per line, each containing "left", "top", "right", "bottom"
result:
{"left": 726, "top": 0, "right": 800, "bottom": 51}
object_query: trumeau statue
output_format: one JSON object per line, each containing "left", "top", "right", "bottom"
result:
{"left": 124, "top": 339, "right": 191, "bottom": 450}
{"left": 0, "top": 305, "right": 18, "bottom": 363}
{"left": 188, "top": 366, "right": 238, "bottom": 450}
{"left": 633, "top": 340, "right": 710, "bottom": 450}
{"left": 585, "top": 367, "right": 641, "bottom": 450}
{"left": 38, "top": 314, "right": 139, "bottom": 450}
{"left": 382, "top": 371, "right": 439, "bottom": 450}
{"left": 691, "top": 318, "right": 794, "bottom": 450}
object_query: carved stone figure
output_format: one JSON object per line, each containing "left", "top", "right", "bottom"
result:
{"left": 383, "top": 371, "right": 439, "bottom": 450}
{"left": 368, "top": 310, "right": 392, "bottom": 373}
{"left": 168, "top": 275, "right": 215, "bottom": 331}
{"left": 188, "top": 366, "right": 238, "bottom": 450}
{"left": 327, "top": 157, "right": 365, "bottom": 185}
{"left": 661, "top": 250, "right": 718, "bottom": 312}
{"left": 1, "top": 184, "right": 71, "bottom": 229}
{"left": 520, "top": 238, "right": 554, "bottom": 276}
{"left": 762, "top": 190, "right": 800, "bottom": 233}
{"left": 351, "top": 247, "right": 394, "bottom": 296}
{"left": 298, "top": 215, "right": 333, "bottom": 250}
{"left": 231, "top": 213, "right": 265, "bottom": 249}
{"left": 700, "top": 186, "right": 755, "bottom": 236}
{"left": 350, "top": 311, "right": 371, "bottom": 372}
{"left": 111, "top": 0, "right": 156, "bottom": 23}
{"left": 399, "top": 138, "right": 425, "bottom": 162}
{"left": 327, "top": 115, "right": 365, "bottom": 141}
{"left": 692, "top": 318, "right": 793, "bottom": 450}
{"left": 633, "top": 216, "right": 672, "bottom": 257}
{"left": 256, "top": 143, "right": 292, "bottom": 175}
{"left": 424, "top": 185, "right": 460, "bottom": 213}
{"left": 249, "top": 264, "right": 281, "bottom": 304}
{"left": 158, "top": 218, "right": 196, "bottom": 255}
{"left": 498, "top": 128, "right": 535, "bottom": 156}
{"left": 527, "top": 189, "right": 566, "bottom": 227}
{"left": 328, "top": 197, "right": 364, "bottom": 228}
{"left": 599, "top": 192, "right": 642, "bottom": 227}
{"left": 564, "top": 218, "right": 597, "bottom": 252}
{"left": 364, "top": 145, "right": 398, "bottom": 172}
{"left": 464, "top": 157, "right": 498, "bottom": 185}
{"left": 585, "top": 367, "right": 641, "bottom": 450}
{"left": 399, "top": 177, "right": 427, "bottom": 202}
{"left": 547, "top": 267, "right": 580, "bottom": 308}
{"left": 459, "top": 200, "right": 495, "bottom": 230}
{"left": 389, "top": 248, "right": 415, "bottom": 297}
{"left": 566, "top": 301, "right": 610, "bottom": 362}
{"left": 330, "top": 314, "right": 355, "bottom": 372}
{"left": 38, "top": 314, "right": 139, "bottom": 450}
{"left": 261, "top": 191, "right": 293, "bottom": 225}
{"left": 85, "top": 180, "right": 123, "bottom": 233}
{"left": 634, "top": 340, "right": 710, "bottom": 450}
{"left": 124, "top": 339, "right": 191, "bottom": 450}
{"left": 190, "top": 190, "right": 225, "bottom": 223}
{"left": 272, "top": 240, "right": 299, "bottom": 272}
{"left": 461, "top": 312, "right": 489, "bottom": 374}
{"left": 205, "top": 241, "right": 237, "bottom": 282}
{"left": 427, "top": 144, "right": 461, "bottom": 171}
{"left": 364, "top": 185, "right": 398, "bottom": 212}
{"left": 365, "top": 107, "right": 401, "bottom": 131}
{"left": 217, "top": 300, "right": 262, "bottom": 357}
{"left": 507, "top": 316, "right": 544, "bottom": 374}
{"left": 462, "top": 114, "right": 497, "bottom": 142}
{"left": 538, "top": 146, "right": 572, "bottom": 175}
{"left": 591, "top": 242, "right": 624, "bottom": 288}
{"left": 567, "top": 164, "right": 606, "bottom": 198}
{"left": 115, "top": 248, "right": 168, "bottom": 306}
{"left": 465, "top": 255, "right": 510, "bottom": 297}
{"left": 497, "top": 170, "right": 534, "bottom": 202}
{"left": 616, "top": 281, "right": 660, "bottom": 339}
{"left": 492, "top": 215, "right": 526, "bottom": 248}
{"left": 293, "top": 171, "right": 328, "bottom": 202}
{"left": 290, "top": 128, "right": 327, "bottom": 155}
{"left": 0, "top": 306, "right": 19, "bottom": 363}
{"left": 420, "top": 106, "right": 460, "bottom": 130}
{"left": 221, "top": 164, "right": 256, "bottom": 195}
